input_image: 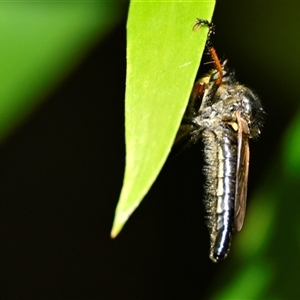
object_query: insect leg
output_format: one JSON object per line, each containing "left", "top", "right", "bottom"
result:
{"left": 183, "top": 81, "right": 206, "bottom": 119}
{"left": 194, "top": 19, "right": 223, "bottom": 87}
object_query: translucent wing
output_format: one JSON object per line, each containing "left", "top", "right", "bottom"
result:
{"left": 234, "top": 112, "right": 250, "bottom": 232}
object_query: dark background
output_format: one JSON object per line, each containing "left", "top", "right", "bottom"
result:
{"left": 0, "top": 2, "right": 298, "bottom": 299}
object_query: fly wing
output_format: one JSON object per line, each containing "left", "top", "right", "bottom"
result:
{"left": 234, "top": 112, "right": 250, "bottom": 232}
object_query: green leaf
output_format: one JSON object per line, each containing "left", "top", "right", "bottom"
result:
{"left": 0, "top": 2, "right": 122, "bottom": 142}
{"left": 111, "top": 1, "right": 215, "bottom": 237}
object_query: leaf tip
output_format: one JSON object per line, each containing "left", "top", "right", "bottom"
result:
{"left": 110, "top": 223, "right": 122, "bottom": 239}
{"left": 110, "top": 191, "right": 143, "bottom": 238}
{"left": 110, "top": 208, "right": 131, "bottom": 238}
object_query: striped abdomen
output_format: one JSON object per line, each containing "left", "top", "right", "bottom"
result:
{"left": 202, "top": 127, "right": 238, "bottom": 263}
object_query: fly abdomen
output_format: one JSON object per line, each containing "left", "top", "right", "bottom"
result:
{"left": 202, "top": 128, "right": 237, "bottom": 263}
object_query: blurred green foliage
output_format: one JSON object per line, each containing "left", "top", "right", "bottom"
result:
{"left": 0, "top": 2, "right": 122, "bottom": 142}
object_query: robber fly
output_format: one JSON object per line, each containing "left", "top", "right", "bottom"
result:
{"left": 173, "top": 19, "right": 264, "bottom": 262}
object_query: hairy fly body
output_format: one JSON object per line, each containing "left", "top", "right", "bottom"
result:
{"left": 174, "top": 20, "right": 264, "bottom": 262}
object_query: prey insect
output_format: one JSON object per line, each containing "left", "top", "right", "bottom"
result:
{"left": 173, "top": 19, "right": 264, "bottom": 262}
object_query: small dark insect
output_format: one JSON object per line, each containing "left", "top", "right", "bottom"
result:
{"left": 173, "top": 19, "right": 264, "bottom": 262}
